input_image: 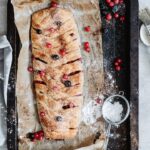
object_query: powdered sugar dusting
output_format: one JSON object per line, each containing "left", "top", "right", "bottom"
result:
{"left": 82, "top": 99, "right": 102, "bottom": 125}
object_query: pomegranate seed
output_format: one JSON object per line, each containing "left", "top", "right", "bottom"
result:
{"left": 50, "top": 1, "right": 58, "bottom": 7}
{"left": 40, "top": 112, "right": 45, "bottom": 117}
{"left": 39, "top": 70, "right": 46, "bottom": 77}
{"left": 62, "top": 74, "right": 69, "bottom": 80}
{"left": 115, "top": 66, "right": 121, "bottom": 71}
{"left": 84, "top": 42, "right": 89, "bottom": 48}
{"left": 34, "top": 133, "right": 39, "bottom": 139}
{"left": 106, "top": 13, "right": 112, "bottom": 21}
{"left": 106, "top": 0, "right": 111, "bottom": 3}
{"left": 84, "top": 26, "right": 91, "bottom": 32}
{"left": 114, "top": 13, "right": 119, "bottom": 18}
{"left": 59, "top": 49, "right": 66, "bottom": 56}
{"left": 120, "top": 16, "right": 125, "bottom": 22}
{"left": 85, "top": 47, "right": 90, "bottom": 53}
{"left": 109, "top": 2, "right": 114, "bottom": 7}
{"left": 46, "top": 42, "right": 52, "bottom": 48}
{"left": 113, "top": 0, "right": 119, "bottom": 4}
{"left": 27, "top": 66, "right": 33, "bottom": 72}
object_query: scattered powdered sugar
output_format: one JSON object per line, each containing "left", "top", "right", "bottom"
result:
{"left": 82, "top": 99, "right": 102, "bottom": 125}
{"left": 102, "top": 101, "right": 123, "bottom": 123}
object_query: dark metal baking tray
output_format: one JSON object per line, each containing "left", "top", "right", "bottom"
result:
{"left": 6, "top": 0, "right": 138, "bottom": 149}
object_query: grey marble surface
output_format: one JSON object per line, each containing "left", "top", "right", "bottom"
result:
{"left": 139, "top": 1, "right": 150, "bottom": 150}
{"left": 0, "top": 0, "right": 7, "bottom": 35}
{"left": 0, "top": 1, "right": 8, "bottom": 149}
{"left": 139, "top": 42, "right": 150, "bottom": 150}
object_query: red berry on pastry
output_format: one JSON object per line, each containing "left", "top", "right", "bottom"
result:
{"left": 40, "top": 112, "right": 45, "bottom": 117}
{"left": 106, "top": 13, "right": 112, "bottom": 21}
{"left": 59, "top": 49, "right": 66, "bottom": 56}
{"left": 39, "top": 70, "right": 46, "bottom": 77}
{"left": 113, "top": 0, "right": 119, "bottom": 4}
{"left": 50, "top": 1, "right": 58, "bottom": 8}
{"left": 48, "top": 28, "right": 55, "bottom": 33}
{"left": 114, "top": 12, "right": 119, "bottom": 18}
{"left": 69, "top": 102, "right": 75, "bottom": 108}
{"left": 27, "top": 66, "right": 33, "bottom": 72}
{"left": 84, "top": 26, "right": 91, "bottom": 32}
{"left": 46, "top": 42, "right": 52, "bottom": 48}
{"left": 52, "top": 86, "right": 59, "bottom": 91}
{"left": 62, "top": 74, "right": 69, "bottom": 80}
{"left": 115, "top": 66, "right": 121, "bottom": 71}
{"left": 106, "top": 0, "right": 111, "bottom": 3}
{"left": 84, "top": 42, "right": 89, "bottom": 48}
{"left": 109, "top": 2, "right": 115, "bottom": 7}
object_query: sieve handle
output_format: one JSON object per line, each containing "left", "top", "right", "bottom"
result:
{"left": 104, "top": 123, "right": 111, "bottom": 150}
{"left": 118, "top": 91, "right": 124, "bottom": 96}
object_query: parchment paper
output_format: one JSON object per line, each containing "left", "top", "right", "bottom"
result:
{"left": 12, "top": 0, "right": 106, "bottom": 149}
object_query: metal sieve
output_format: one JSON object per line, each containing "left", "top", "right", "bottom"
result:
{"left": 102, "top": 92, "right": 130, "bottom": 150}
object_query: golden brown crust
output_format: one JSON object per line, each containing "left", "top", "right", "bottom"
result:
{"left": 31, "top": 7, "right": 83, "bottom": 139}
